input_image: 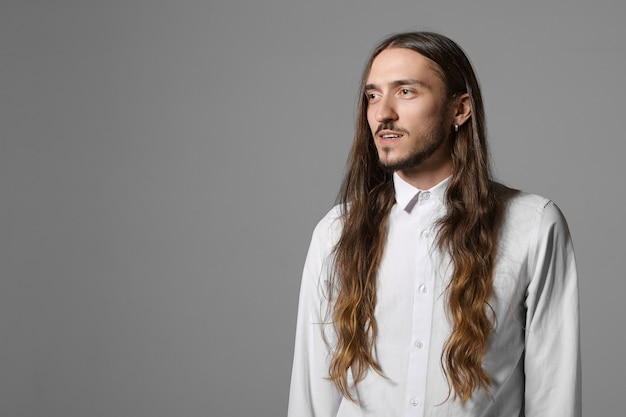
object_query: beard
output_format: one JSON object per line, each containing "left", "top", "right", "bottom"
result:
{"left": 376, "top": 121, "right": 448, "bottom": 172}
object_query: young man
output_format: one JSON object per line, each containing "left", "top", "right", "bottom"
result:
{"left": 288, "top": 32, "right": 580, "bottom": 416}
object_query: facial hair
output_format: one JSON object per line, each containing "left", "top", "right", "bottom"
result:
{"left": 376, "top": 118, "right": 448, "bottom": 172}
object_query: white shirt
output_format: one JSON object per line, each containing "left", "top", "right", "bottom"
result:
{"left": 288, "top": 174, "right": 581, "bottom": 417}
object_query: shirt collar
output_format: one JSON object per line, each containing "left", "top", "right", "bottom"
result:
{"left": 393, "top": 172, "right": 450, "bottom": 211}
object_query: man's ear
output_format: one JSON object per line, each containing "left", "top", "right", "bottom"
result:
{"left": 452, "top": 93, "right": 471, "bottom": 127}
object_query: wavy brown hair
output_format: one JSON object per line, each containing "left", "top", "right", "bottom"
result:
{"left": 329, "top": 32, "right": 512, "bottom": 404}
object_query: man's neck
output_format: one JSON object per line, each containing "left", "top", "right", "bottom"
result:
{"left": 396, "top": 161, "right": 453, "bottom": 190}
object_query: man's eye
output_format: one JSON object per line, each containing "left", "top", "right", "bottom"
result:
{"left": 400, "top": 88, "right": 412, "bottom": 95}
{"left": 367, "top": 93, "right": 380, "bottom": 100}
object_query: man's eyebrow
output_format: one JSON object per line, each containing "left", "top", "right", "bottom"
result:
{"left": 364, "top": 79, "right": 430, "bottom": 91}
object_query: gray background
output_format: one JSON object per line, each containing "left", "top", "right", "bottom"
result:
{"left": 1, "top": 1, "right": 624, "bottom": 416}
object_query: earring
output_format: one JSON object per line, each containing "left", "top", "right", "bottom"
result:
{"left": 454, "top": 124, "right": 459, "bottom": 132}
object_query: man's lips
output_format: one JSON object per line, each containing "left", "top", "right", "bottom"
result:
{"left": 378, "top": 130, "right": 405, "bottom": 140}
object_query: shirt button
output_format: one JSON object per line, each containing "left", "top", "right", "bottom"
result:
{"left": 420, "top": 230, "right": 431, "bottom": 238}
{"left": 419, "top": 191, "right": 430, "bottom": 202}
{"left": 418, "top": 284, "right": 428, "bottom": 293}
{"left": 410, "top": 398, "right": 419, "bottom": 406}
{"left": 414, "top": 340, "right": 424, "bottom": 349}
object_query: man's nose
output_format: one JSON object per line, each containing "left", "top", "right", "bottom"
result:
{"left": 375, "top": 97, "right": 398, "bottom": 123}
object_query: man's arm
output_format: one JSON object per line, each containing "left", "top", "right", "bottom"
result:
{"left": 288, "top": 213, "right": 343, "bottom": 417}
{"left": 524, "top": 201, "right": 581, "bottom": 416}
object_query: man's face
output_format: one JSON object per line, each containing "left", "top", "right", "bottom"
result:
{"left": 365, "top": 47, "right": 454, "bottom": 175}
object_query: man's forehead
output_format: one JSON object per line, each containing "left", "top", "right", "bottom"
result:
{"left": 366, "top": 47, "right": 443, "bottom": 86}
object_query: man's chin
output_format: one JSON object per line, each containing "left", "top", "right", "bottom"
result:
{"left": 378, "top": 156, "right": 421, "bottom": 173}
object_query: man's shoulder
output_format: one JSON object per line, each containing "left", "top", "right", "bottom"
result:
{"left": 506, "top": 190, "right": 552, "bottom": 215}
{"left": 505, "top": 189, "right": 565, "bottom": 224}
{"left": 501, "top": 189, "right": 570, "bottom": 246}
{"left": 319, "top": 204, "right": 343, "bottom": 223}
{"left": 309, "top": 205, "right": 344, "bottom": 246}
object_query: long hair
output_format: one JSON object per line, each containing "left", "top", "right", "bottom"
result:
{"left": 329, "top": 31, "right": 511, "bottom": 404}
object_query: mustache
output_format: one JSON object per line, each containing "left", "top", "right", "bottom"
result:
{"left": 375, "top": 123, "right": 408, "bottom": 135}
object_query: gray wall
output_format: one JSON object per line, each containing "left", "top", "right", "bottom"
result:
{"left": 2, "top": 1, "right": 624, "bottom": 416}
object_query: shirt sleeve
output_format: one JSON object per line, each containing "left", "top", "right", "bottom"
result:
{"left": 524, "top": 201, "right": 581, "bottom": 416}
{"left": 288, "top": 213, "right": 343, "bottom": 417}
